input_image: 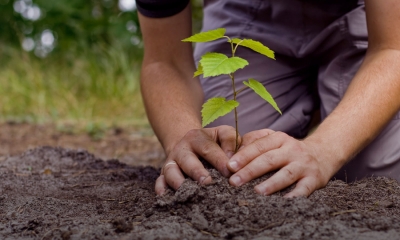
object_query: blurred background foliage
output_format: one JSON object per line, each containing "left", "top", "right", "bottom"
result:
{"left": 0, "top": 0, "right": 203, "bottom": 130}
{"left": 1, "top": 0, "right": 143, "bottom": 60}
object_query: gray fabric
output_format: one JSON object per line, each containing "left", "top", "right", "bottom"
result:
{"left": 193, "top": 0, "right": 400, "bottom": 182}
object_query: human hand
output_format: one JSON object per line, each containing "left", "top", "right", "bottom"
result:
{"left": 227, "top": 129, "right": 336, "bottom": 197}
{"left": 155, "top": 125, "right": 240, "bottom": 195}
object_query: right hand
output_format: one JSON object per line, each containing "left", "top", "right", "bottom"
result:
{"left": 155, "top": 125, "right": 240, "bottom": 195}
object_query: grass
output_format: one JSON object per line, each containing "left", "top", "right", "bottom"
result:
{"left": 0, "top": 44, "right": 149, "bottom": 132}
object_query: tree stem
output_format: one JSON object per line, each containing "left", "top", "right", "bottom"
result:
{"left": 230, "top": 73, "right": 239, "bottom": 153}
{"left": 236, "top": 85, "right": 249, "bottom": 95}
{"left": 229, "top": 39, "right": 240, "bottom": 153}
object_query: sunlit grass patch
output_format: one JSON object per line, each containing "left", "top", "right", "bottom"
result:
{"left": 0, "top": 46, "right": 148, "bottom": 131}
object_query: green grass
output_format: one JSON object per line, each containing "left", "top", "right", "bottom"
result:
{"left": 0, "top": 45, "right": 148, "bottom": 131}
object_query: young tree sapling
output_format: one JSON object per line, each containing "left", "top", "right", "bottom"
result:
{"left": 182, "top": 28, "right": 282, "bottom": 152}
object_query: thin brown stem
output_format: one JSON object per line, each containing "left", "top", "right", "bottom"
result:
{"left": 230, "top": 73, "right": 239, "bottom": 153}
{"left": 227, "top": 37, "right": 241, "bottom": 152}
{"left": 236, "top": 85, "right": 249, "bottom": 95}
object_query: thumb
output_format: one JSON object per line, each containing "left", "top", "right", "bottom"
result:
{"left": 215, "top": 125, "right": 241, "bottom": 158}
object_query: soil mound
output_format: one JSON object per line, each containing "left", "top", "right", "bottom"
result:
{"left": 1, "top": 147, "right": 399, "bottom": 239}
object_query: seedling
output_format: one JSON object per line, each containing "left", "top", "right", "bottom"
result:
{"left": 182, "top": 28, "right": 281, "bottom": 152}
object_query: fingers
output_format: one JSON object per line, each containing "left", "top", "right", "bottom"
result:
{"left": 173, "top": 151, "right": 212, "bottom": 184}
{"left": 254, "top": 164, "right": 303, "bottom": 195}
{"left": 223, "top": 130, "right": 332, "bottom": 198}
{"left": 227, "top": 131, "right": 287, "bottom": 173}
{"left": 189, "top": 128, "right": 232, "bottom": 177}
{"left": 229, "top": 149, "right": 286, "bottom": 187}
{"left": 155, "top": 175, "right": 167, "bottom": 195}
{"left": 156, "top": 156, "right": 212, "bottom": 195}
{"left": 213, "top": 125, "right": 240, "bottom": 158}
{"left": 240, "top": 129, "right": 275, "bottom": 149}
{"left": 157, "top": 126, "right": 241, "bottom": 194}
{"left": 162, "top": 160, "right": 185, "bottom": 191}
{"left": 284, "top": 177, "right": 318, "bottom": 198}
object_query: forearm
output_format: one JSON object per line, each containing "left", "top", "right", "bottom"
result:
{"left": 138, "top": 6, "right": 204, "bottom": 155}
{"left": 305, "top": 49, "right": 400, "bottom": 173}
{"left": 141, "top": 63, "right": 203, "bottom": 155}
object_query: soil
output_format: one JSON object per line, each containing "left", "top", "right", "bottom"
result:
{"left": 0, "top": 122, "right": 165, "bottom": 167}
{"left": 1, "top": 146, "right": 400, "bottom": 240}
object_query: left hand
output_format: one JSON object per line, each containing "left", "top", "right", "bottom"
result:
{"left": 155, "top": 125, "right": 239, "bottom": 195}
{"left": 227, "top": 129, "right": 337, "bottom": 197}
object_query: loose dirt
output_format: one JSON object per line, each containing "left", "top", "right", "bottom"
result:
{"left": 1, "top": 147, "right": 399, "bottom": 239}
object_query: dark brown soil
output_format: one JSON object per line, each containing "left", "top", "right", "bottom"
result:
{"left": 1, "top": 147, "right": 400, "bottom": 239}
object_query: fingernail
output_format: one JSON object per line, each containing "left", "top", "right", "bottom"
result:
{"left": 230, "top": 175, "right": 242, "bottom": 186}
{"left": 199, "top": 175, "right": 211, "bottom": 185}
{"left": 255, "top": 185, "right": 268, "bottom": 196}
{"left": 228, "top": 161, "right": 239, "bottom": 171}
{"left": 158, "top": 188, "right": 166, "bottom": 196}
{"left": 283, "top": 194, "right": 294, "bottom": 199}
{"left": 226, "top": 151, "right": 234, "bottom": 158}
{"left": 254, "top": 185, "right": 262, "bottom": 194}
{"left": 199, "top": 176, "right": 206, "bottom": 184}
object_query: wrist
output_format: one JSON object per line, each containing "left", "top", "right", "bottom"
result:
{"left": 161, "top": 126, "right": 203, "bottom": 156}
{"left": 302, "top": 135, "right": 348, "bottom": 178}
{"left": 163, "top": 141, "right": 178, "bottom": 156}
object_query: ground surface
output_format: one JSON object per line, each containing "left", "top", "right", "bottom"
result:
{"left": 0, "top": 122, "right": 164, "bottom": 167}
{"left": 0, "top": 124, "right": 400, "bottom": 240}
{"left": 1, "top": 144, "right": 400, "bottom": 239}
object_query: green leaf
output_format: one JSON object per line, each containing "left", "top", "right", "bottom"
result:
{"left": 232, "top": 38, "right": 275, "bottom": 60}
{"left": 194, "top": 63, "right": 203, "bottom": 77}
{"left": 243, "top": 78, "right": 282, "bottom": 114}
{"left": 200, "top": 52, "right": 248, "bottom": 77}
{"left": 201, "top": 97, "right": 239, "bottom": 127}
{"left": 182, "top": 28, "right": 226, "bottom": 43}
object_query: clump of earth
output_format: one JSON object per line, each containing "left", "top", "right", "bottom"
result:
{"left": 0, "top": 147, "right": 399, "bottom": 239}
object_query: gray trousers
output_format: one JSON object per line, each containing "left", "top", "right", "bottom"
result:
{"left": 194, "top": 0, "right": 400, "bottom": 182}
